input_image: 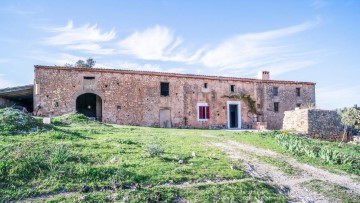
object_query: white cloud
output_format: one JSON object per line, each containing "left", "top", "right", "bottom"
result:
{"left": 0, "top": 74, "right": 17, "bottom": 89}
{"left": 43, "top": 20, "right": 116, "bottom": 55}
{"left": 39, "top": 20, "right": 321, "bottom": 77}
{"left": 317, "top": 86, "right": 360, "bottom": 110}
{"left": 311, "top": 0, "right": 329, "bottom": 8}
{"left": 101, "top": 61, "right": 161, "bottom": 72}
{"left": 200, "top": 19, "right": 321, "bottom": 76}
{"left": 99, "top": 61, "right": 186, "bottom": 73}
{"left": 118, "top": 25, "right": 202, "bottom": 62}
{"left": 0, "top": 59, "right": 11, "bottom": 63}
{"left": 30, "top": 52, "right": 84, "bottom": 66}
{"left": 65, "top": 43, "right": 114, "bottom": 55}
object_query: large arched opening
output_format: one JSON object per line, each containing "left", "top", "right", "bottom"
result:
{"left": 76, "top": 93, "right": 102, "bottom": 121}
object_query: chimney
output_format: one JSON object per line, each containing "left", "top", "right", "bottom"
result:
{"left": 258, "top": 71, "right": 270, "bottom": 80}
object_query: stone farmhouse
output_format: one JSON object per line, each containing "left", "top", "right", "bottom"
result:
{"left": 0, "top": 66, "right": 316, "bottom": 129}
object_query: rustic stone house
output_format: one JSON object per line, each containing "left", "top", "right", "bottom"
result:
{"left": 20, "top": 65, "right": 314, "bottom": 129}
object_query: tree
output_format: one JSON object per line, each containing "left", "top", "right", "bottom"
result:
{"left": 64, "top": 63, "right": 73, "bottom": 68}
{"left": 86, "top": 58, "right": 96, "bottom": 68}
{"left": 338, "top": 105, "right": 360, "bottom": 142}
{"left": 66, "top": 58, "right": 96, "bottom": 68}
{"left": 75, "top": 60, "right": 87, "bottom": 68}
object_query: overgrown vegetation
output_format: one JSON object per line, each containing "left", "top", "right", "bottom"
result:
{"left": 147, "top": 144, "right": 165, "bottom": 157}
{"left": 0, "top": 108, "right": 50, "bottom": 135}
{"left": 275, "top": 133, "right": 360, "bottom": 175}
{"left": 338, "top": 105, "right": 360, "bottom": 139}
{"left": 222, "top": 93, "right": 257, "bottom": 114}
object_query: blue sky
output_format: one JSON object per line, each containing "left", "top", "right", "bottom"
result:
{"left": 0, "top": 0, "right": 359, "bottom": 109}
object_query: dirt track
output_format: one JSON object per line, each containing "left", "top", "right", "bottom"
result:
{"left": 210, "top": 140, "right": 360, "bottom": 203}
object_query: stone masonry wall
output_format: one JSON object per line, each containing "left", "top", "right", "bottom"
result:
{"left": 283, "top": 109, "right": 343, "bottom": 140}
{"left": 34, "top": 66, "right": 316, "bottom": 129}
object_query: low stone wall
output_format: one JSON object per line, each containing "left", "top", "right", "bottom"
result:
{"left": 283, "top": 108, "right": 344, "bottom": 141}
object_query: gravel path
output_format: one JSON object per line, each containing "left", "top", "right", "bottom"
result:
{"left": 210, "top": 140, "right": 360, "bottom": 203}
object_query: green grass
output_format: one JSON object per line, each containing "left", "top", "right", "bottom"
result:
{"left": 301, "top": 179, "right": 360, "bottom": 203}
{"left": 255, "top": 156, "right": 302, "bottom": 176}
{"left": 44, "top": 181, "right": 286, "bottom": 203}
{"left": 222, "top": 131, "right": 360, "bottom": 176}
{"left": 1, "top": 111, "right": 359, "bottom": 202}
{"left": 0, "top": 114, "right": 287, "bottom": 202}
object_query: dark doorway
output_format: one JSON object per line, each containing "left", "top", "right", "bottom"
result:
{"left": 76, "top": 93, "right": 102, "bottom": 121}
{"left": 229, "top": 104, "right": 238, "bottom": 128}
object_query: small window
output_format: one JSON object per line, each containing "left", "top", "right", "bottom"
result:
{"left": 230, "top": 85, "right": 235, "bottom": 93}
{"left": 273, "top": 87, "right": 278, "bottom": 96}
{"left": 160, "top": 82, "right": 169, "bottom": 96}
{"left": 84, "top": 76, "right": 95, "bottom": 80}
{"left": 198, "top": 103, "right": 210, "bottom": 120}
{"left": 296, "top": 103, "right": 301, "bottom": 108}
{"left": 274, "top": 102, "right": 279, "bottom": 112}
{"left": 296, "top": 88, "right": 301, "bottom": 97}
{"left": 204, "top": 83, "right": 208, "bottom": 88}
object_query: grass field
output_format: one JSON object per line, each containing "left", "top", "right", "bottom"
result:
{"left": 0, "top": 111, "right": 359, "bottom": 202}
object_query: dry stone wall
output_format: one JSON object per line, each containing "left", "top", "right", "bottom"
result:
{"left": 283, "top": 109, "right": 344, "bottom": 140}
{"left": 33, "top": 66, "right": 316, "bottom": 129}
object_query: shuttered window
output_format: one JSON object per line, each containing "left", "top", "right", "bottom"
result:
{"left": 198, "top": 105, "right": 210, "bottom": 120}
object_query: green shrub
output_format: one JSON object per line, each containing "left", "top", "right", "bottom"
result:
{"left": 147, "top": 144, "right": 164, "bottom": 157}
{"left": 275, "top": 133, "right": 360, "bottom": 175}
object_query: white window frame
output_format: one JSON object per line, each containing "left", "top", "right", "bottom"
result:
{"left": 197, "top": 102, "right": 209, "bottom": 121}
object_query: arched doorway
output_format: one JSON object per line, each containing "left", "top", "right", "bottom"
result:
{"left": 76, "top": 93, "right": 102, "bottom": 121}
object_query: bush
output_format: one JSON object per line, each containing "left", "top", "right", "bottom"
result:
{"left": 275, "top": 133, "right": 360, "bottom": 175}
{"left": 147, "top": 144, "right": 164, "bottom": 157}
{"left": 338, "top": 106, "right": 360, "bottom": 134}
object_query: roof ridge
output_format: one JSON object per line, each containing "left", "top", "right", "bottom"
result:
{"left": 34, "top": 65, "right": 316, "bottom": 85}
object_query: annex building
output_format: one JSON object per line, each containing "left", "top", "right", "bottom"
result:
{"left": 0, "top": 66, "right": 316, "bottom": 130}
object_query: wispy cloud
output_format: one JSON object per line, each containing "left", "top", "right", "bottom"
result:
{"left": 118, "top": 25, "right": 203, "bottom": 62}
{"left": 317, "top": 86, "right": 360, "bottom": 109}
{"left": 43, "top": 20, "right": 116, "bottom": 55}
{"left": 200, "top": 19, "right": 321, "bottom": 76}
{"left": 30, "top": 52, "right": 84, "bottom": 66}
{"left": 311, "top": 0, "right": 329, "bottom": 9}
{"left": 0, "top": 74, "right": 17, "bottom": 89}
{"left": 39, "top": 19, "right": 321, "bottom": 77}
{"left": 116, "top": 20, "right": 321, "bottom": 76}
{"left": 99, "top": 61, "right": 186, "bottom": 73}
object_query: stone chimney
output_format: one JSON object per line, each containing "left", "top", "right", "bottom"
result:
{"left": 258, "top": 71, "right": 270, "bottom": 80}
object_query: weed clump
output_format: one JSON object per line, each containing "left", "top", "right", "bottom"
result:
{"left": 147, "top": 144, "right": 164, "bottom": 157}
{"left": 52, "top": 113, "right": 91, "bottom": 125}
{"left": 0, "top": 108, "right": 49, "bottom": 135}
